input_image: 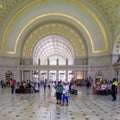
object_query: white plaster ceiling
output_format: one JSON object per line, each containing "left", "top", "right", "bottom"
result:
{"left": 0, "top": 0, "right": 120, "bottom": 58}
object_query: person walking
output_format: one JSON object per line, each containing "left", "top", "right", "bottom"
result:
{"left": 43, "top": 79, "right": 47, "bottom": 92}
{"left": 10, "top": 79, "right": 15, "bottom": 94}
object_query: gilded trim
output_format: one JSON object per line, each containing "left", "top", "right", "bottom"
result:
{"left": 23, "top": 23, "right": 86, "bottom": 57}
{"left": 1, "top": 0, "right": 108, "bottom": 54}
{"left": 1, "top": 0, "right": 45, "bottom": 54}
{"left": 3, "top": 13, "right": 94, "bottom": 54}
{"left": 66, "top": 0, "right": 109, "bottom": 53}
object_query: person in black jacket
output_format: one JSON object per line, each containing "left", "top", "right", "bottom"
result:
{"left": 111, "top": 84, "right": 116, "bottom": 101}
{"left": 111, "top": 79, "right": 117, "bottom": 101}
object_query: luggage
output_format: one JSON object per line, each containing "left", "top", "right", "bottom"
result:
{"left": 73, "top": 90, "right": 78, "bottom": 95}
{"left": 15, "top": 89, "right": 20, "bottom": 93}
{"left": 35, "top": 90, "right": 39, "bottom": 93}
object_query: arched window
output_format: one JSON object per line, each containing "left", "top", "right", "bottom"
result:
{"left": 33, "top": 35, "right": 75, "bottom": 65}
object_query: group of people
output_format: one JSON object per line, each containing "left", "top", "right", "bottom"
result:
{"left": 55, "top": 81, "right": 69, "bottom": 106}
{"left": 93, "top": 79, "right": 119, "bottom": 101}
{"left": 9, "top": 79, "right": 71, "bottom": 105}
{"left": 11, "top": 79, "right": 51, "bottom": 94}
{"left": 1, "top": 78, "right": 119, "bottom": 102}
{"left": 10, "top": 79, "right": 41, "bottom": 94}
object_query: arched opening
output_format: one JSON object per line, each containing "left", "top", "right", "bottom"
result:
{"left": 21, "top": 23, "right": 87, "bottom": 82}
{"left": 112, "top": 34, "right": 120, "bottom": 63}
{"left": 32, "top": 35, "right": 75, "bottom": 81}
{"left": 33, "top": 35, "right": 75, "bottom": 65}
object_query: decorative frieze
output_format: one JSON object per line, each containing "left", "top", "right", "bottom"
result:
{"left": 23, "top": 23, "right": 86, "bottom": 58}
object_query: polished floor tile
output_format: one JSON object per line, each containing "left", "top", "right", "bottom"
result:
{"left": 0, "top": 86, "right": 120, "bottom": 120}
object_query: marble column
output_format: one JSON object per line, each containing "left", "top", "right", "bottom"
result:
{"left": 38, "top": 70, "right": 40, "bottom": 81}
{"left": 17, "top": 69, "right": 20, "bottom": 81}
{"left": 47, "top": 70, "right": 49, "bottom": 81}
{"left": 38, "top": 58, "right": 41, "bottom": 65}
{"left": 66, "top": 58, "right": 68, "bottom": 65}
{"left": 56, "top": 70, "right": 59, "bottom": 83}
{"left": 66, "top": 70, "right": 68, "bottom": 81}
{"left": 74, "top": 70, "right": 77, "bottom": 80}
{"left": 30, "top": 70, "right": 32, "bottom": 81}
{"left": 57, "top": 58, "right": 59, "bottom": 65}
{"left": 21, "top": 70, "right": 24, "bottom": 81}
{"left": 47, "top": 58, "right": 49, "bottom": 65}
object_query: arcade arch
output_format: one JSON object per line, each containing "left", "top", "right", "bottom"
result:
{"left": 32, "top": 34, "right": 85, "bottom": 82}
{"left": 21, "top": 23, "right": 88, "bottom": 82}
{"left": 33, "top": 35, "right": 75, "bottom": 65}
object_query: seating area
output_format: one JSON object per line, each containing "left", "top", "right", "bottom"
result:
{"left": 92, "top": 80, "right": 115, "bottom": 95}
{"left": 15, "top": 88, "right": 32, "bottom": 93}
{"left": 15, "top": 81, "right": 39, "bottom": 94}
{"left": 92, "top": 87, "right": 111, "bottom": 95}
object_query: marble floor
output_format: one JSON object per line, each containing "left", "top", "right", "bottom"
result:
{"left": 0, "top": 86, "right": 120, "bottom": 120}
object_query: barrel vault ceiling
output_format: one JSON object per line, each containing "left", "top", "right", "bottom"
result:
{"left": 0, "top": 0, "right": 120, "bottom": 33}
{"left": 0, "top": 0, "right": 120, "bottom": 57}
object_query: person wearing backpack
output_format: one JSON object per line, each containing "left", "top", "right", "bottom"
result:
{"left": 55, "top": 81, "right": 63, "bottom": 105}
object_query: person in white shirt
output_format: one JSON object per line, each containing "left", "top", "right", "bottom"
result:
{"left": 61, "top": 82, "right": 69, "bottom": 106}
{"left": 101, "top": 83, "right": 107, "bottom": 95}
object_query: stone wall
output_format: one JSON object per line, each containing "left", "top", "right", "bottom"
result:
{"left": 0, "top": 56, "right": 116, "bottom": 83}
{"left": 0, "top": 57, "right": 20, "bottom": 81}
{"left": 87, "top": 55, "right": 114, "bottom": 84}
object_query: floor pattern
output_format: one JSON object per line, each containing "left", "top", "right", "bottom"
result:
{"left": 0, "top": 86, "right": 120, "bottom": 120}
